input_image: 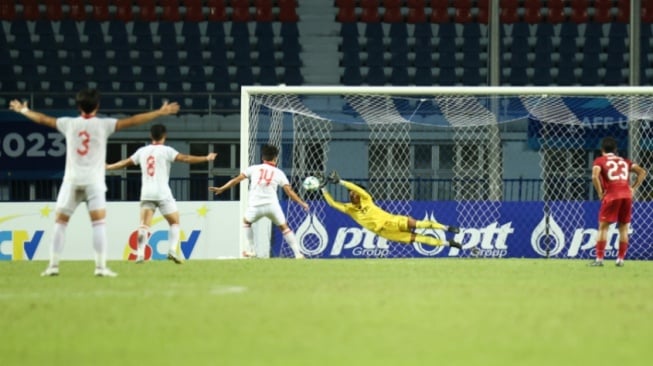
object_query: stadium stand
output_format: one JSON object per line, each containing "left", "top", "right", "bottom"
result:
{"left": 0, "top": 1, "right": 651, "bottom": 113}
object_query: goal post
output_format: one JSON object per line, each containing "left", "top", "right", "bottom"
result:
{"left": 240, "top": 86, "right": 653, "bottom": 260}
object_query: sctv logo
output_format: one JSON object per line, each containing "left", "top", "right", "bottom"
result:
{"left": 0, "top": 230, "right": 44, "bottom": 260}
{"left": 122, "top": 228, "right": 201, "bottom": 261}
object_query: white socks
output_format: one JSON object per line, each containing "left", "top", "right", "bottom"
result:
{"left": 49, "top": 222, "right": 66, "bottom": 267}
{"left": 137, "top": 225, "right": 150, "bottom": 259}
{"left": 168, "top": 224, "right": 180, "bottom": 254}
{"left": 92, "top": 219, "right": 107, "bottom": 269}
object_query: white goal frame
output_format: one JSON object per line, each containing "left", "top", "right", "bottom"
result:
{"left": 239, "top": 86, "right": 653, "bottom": 258}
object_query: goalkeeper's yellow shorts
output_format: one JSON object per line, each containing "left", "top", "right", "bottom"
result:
{"left": 376, "top": 215, "right": 412, "bottom": 244}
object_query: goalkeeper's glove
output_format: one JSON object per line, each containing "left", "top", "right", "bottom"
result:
{"left": 327, "top": 170, "right": 340, "bottom": 184}
{"left": 314, "top": 172, "right": 328, "bottom": 189}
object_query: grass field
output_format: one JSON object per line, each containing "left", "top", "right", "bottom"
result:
{"left": 2, "top": 258, "right": 653, "bottom": 366}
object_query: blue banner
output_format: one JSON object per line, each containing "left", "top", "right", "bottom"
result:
{"left": 274, "top": 201, "right": 653, "bottom": 260}
{"left": 0, "top": 115, "right": 65, "bottom": 176}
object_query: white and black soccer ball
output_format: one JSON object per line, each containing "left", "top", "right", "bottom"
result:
{"left": 302, "top": 176, "right": 321, "bottom": 191}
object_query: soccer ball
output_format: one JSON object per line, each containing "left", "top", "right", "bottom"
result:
{"left": 302, "top": 176, "right": 321, "bottom": 191}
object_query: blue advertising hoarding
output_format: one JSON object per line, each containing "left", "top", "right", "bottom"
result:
{"left": 274, "top": 201, "right": 652, "bottom": 260}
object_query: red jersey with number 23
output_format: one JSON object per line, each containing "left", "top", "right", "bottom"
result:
{"left": 593, "top": 153, "right": 633, "bottom": 200}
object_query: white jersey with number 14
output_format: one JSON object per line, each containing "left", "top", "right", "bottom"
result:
{"left": 244, "top": 162, "right": 290, "bottom": 206}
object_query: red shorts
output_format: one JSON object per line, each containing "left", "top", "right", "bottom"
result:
{"left": 598, "top": 197, "right": 632, "bottom": 224}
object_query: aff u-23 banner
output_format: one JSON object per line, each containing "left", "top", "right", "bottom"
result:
{"left": 273, "top": 201, "right": 653, "bottom": 260}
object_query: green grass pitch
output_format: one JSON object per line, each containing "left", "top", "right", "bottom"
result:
{"left": 2, "top": 258, "right": 653, "bottom": 366}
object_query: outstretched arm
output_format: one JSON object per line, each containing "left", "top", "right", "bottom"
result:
{"left": 175, "top": 152, "right": 217, "bottom": 164}
{"left": 321, "top": 188, "right": 347, "bottom": 213}
{"left": 106, "top": 158, "right": 135, "bottom": 171}
{"left": 209, "top": 173, "right": 247, "bottom": 195}
{"left": 282, "top": 185, "right": 309, "bottom": 211}
{"left": 115, "top": 101, "right": 180, "bottom": 131}
{"left": 340, "top": 180, "right": 372, "bottom": 201}
{"left": 9, "top": 100, "right": 57, "bottom": 129}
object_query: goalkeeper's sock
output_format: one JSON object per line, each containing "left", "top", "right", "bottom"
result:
{"left": 596, "top": 240, "right": 607, "bottom": 261}
{"left": 92, "top": 219, "right": 108, "bottom": 269}
{"left": 137, "top": 225, "right": 150, "bottom": 259}
{"left": 415, "top": 220, "right": 446, "bottom": 230}
{"left": 617, "top": 241, "right": 628, "bottom": 260}
{"left": 49, "top": 222, "right": 67, "bottom": 267}
{"left": 282, "top": 229, "right": 302, "bottom": 257}
{"left": 413, "top": 234, "right": 446, "bottom": 246}
{"left": 168, "top": 224, "right": 180, "bottom": 254}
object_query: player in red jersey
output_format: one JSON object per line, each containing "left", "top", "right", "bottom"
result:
{"left": 590, "top": 137, "right": 647, "bottom": 267}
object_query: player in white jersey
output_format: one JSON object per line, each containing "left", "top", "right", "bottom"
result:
{"left": 209, "top": 144, "right": 308, "bottom": 258}
{"left": 8, "top": 89, "right": 180, "bottom": 277}
{"left": 106, "top": 124, "right": 217, "bottom": 264}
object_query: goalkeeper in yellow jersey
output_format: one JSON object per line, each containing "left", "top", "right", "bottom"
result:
{"left": 319, "top": 171, "right": 462, "bottom": 249}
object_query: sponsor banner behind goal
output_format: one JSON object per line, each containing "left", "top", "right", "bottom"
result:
{"left": 274, "top": 201, "right": 653, "bottom": 260}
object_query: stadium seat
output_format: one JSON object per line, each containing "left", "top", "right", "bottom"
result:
{"left": 462, "top": 67, "right": 482, "bottom": 85}
{"left": 45, "top": 0, "right": 64, "bottom": 21}
{"left": 389, "top": 23, "right": 408, "bottom": 39}
{"left": 366, "top": 66, "right": 386, "bottom": 85}
{"left": 604, "top": 68, "right": 626, "bottom": 85}
{"left": 114, "top": 0, "right": 133, "bottom": 22}
{"left": 161, "top": 2, "right": 182, "bottom": 21}
{"left": 278, "top": 0, "right": 299, "bottom": 22}
{"left": 389, "top": 67, "right": 410, "bottom": 85}
{"left": 414, "top": 67, "right": 433, "bottom": 86}
{"left": 259, "top": 66, "right": 279, "bottom": 85}
{"left": 207, "top": 0, "right": 227, "bottom": 21}
{"left": 414, "top": 39, "right": 433, "bottom": 68}
{"left": 436, "top": 67, "right": 457, "bottom": 85}
{"left": 413, "top": 22, "right": 432, "bottom": 38}
{"left": 283, "top": 66, "right": 303, "bottom": 85}
{"left": 340, "top": 66, "right": 363, "bottom": 85}
{"left": 137, "top": 0, "right": 157, "bottom": 22}
{"left": 91, "top": 0, "right": 110, "bottom": 21}
{"left": 532, "top": 67, "right": 553, "bottom": 85}
{"left": 365, "top": 41, "right": 385, "bottom": 67}
{"left": 0, "top": 2, "right": 16, "bottom": 20}
{"left": 505, "top": 67, "right": 527, "bottom": 85}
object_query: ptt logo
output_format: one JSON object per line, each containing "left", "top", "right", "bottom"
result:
{"left": 0, "top": 230, "right": 44, "bottom": 260}
{"left": 123, "top": 229, "right": 201, "bottom": 261}
{"left": 531, "top": 214, "right": 629, "bottom": 258}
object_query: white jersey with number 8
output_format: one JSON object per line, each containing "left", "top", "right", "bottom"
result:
{"left": 130, "top": 144, "right": 179, "bottom": 201}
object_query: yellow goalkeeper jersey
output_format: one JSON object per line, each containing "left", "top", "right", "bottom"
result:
{"left": 322, "top": 180, "right": 395, "bottom": 233}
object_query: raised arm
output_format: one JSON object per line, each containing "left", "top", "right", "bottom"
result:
{"left": 282, "top": 184, "right": 309, "bottom": 211}
{"left": 115, "top": 101, "right": 180, "bottom": 131}
{"left": 209, "top": 173, "right": 247, "bottom": 195}
{"left": 340, "top": 180, "right": 372, "bottom": 201}
{"left": 106, "top": 158, "right": 135, "bottom": 171}
{"left": 321, "top": 187, "right": 347, "bottom": 213}
{"left": 9, "top": 100, "right": 57, "bottom": 129}
{"left": 175, "top": 152, "right": 217, "bottom": 164}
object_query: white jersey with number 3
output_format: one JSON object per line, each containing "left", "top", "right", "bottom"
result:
{"left": 56, "top": 116, "right": 117, "bottom": 187}
{"left": 130, "top": 144, "right": 179, "bottom": 201}
{"left": 244, "top": 162, "right": 289, "bottom": 206}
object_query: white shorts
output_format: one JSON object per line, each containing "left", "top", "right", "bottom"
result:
{"left": 140, "top": 198, "right": 178, "bottom": 216}
{"left": 244, "top": 202, "right": 286, "bottom": 226}
{"left": 56, "top": 182, "right": 107, "bottom": 216}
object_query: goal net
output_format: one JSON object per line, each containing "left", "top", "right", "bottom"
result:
{"left": 241, "top": 86, "right": 653, "bottom": 260}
